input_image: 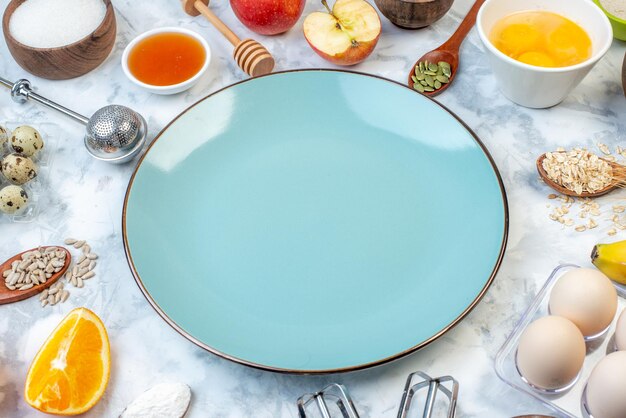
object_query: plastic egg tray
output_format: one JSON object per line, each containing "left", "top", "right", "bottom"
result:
{"left": 0, "top": 121, "right": 61, "bottom": 223}
{"left": 495, "top": 264, "right": 626, "bottom": 418}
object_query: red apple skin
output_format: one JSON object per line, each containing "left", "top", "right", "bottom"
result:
{"left": 305, "top": 35, "right": 380, "bottom": 66}
{"left": 230, "top": 0, "right": 307, "bottom": 35}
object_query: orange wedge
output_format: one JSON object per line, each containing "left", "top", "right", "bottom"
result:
{"left": 24, "top": 307, "right": 110, "bottom": 415}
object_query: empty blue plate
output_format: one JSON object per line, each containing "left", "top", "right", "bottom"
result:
{"left": 123, "top": 70, "right": 508, "bottom": 373}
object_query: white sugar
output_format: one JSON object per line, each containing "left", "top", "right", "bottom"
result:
{"left": 601, "top": 0, "right": 626, "bottom": 20}
{"left": 9, "top": 0, "right": 107, "bottom": 48}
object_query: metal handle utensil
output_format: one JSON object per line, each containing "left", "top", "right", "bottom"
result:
{"left": 397, "top": 371, "right": 458, "bottom": 418}
{"left": 0, "top": 77, "right": 147, "bottom": 164}
{"left": 297, "top": 371, "right": 459, "bottom": 418}
{"left": 297, "top": 384, "right": 360, "bottom": 418}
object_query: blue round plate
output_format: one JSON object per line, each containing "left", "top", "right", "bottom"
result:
{"left": 123, "top": 70, "right": 508, "bottom": 373}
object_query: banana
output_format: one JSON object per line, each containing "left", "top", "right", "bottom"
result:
{"left": 591, "top": 240, "right": 626, "bottom": 285}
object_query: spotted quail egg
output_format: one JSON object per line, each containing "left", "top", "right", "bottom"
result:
{"left": 0, "top": 125, "right": 8, "bottom": 149}
{"left": 0, "top": 185, "right": 28, "bottom": 214}
{"left": 1, "top": 153, "right": 37, "bottom": 185}
{"left": 10, "top": 125, "right": 43, "bottom": 157}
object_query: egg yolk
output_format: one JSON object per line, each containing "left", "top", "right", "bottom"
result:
{"left": 489, "top": 11, "right": 592, "bottom": 68}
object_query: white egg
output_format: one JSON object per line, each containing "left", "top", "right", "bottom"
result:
{"left": 517, "top": 316, "right": 586, "bottom": 390}
{"left": 615, "top": 309, "right": 626, "bottom": 351}
{"left": 549, "top": 268, "right": 617, "bottom": 337}
{"left": 585, "top": 351, "right": 626, "bottom": 418}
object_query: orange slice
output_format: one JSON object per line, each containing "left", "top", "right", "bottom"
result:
{"left": 24, "top": 307, "right": 110, "bottom": 415}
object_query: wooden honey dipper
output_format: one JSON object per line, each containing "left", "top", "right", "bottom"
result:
{"left": 181, "top": 0, "right": 275, "bottom": 77}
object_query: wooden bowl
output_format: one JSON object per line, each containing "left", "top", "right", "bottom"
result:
{"left": 374, "top": 0, "right": 454, "bottom": 29}
{"left": 2, "top": 0, "right": 116, "bottom": 80}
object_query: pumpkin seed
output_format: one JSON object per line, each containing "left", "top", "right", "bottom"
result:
{"left": 413, "top": 60, "right": 452, "bottom": 93}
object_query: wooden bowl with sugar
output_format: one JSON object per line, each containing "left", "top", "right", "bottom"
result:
{"left": 2, "top": 0, "right": 116, "bottom": 80}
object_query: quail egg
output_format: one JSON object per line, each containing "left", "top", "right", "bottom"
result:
{"left": 1, "top": 153, "right": 37, "bottom": 185}
{"left": 10, "top": 125, "right": 43, "bottom": 157}
{"left": 549, "top": 268, "right": 617, "bottom": 338}
{"left": 0, "top": 125, "right": 8, "bottom": 149}
{"left": 0, "top": 185, "right": 28, "bottom": 214}
{"left": 585, "top": 351, "right": 626, "bottom": 418}
{"left": 516, "top": 315, "right": 586, "bottom": 390}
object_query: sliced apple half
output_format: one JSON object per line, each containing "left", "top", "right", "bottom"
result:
{"left": 303, "top": 0, "right": 382, "bottom": 66}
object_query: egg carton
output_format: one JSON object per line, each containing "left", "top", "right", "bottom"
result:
{"left": 495, "top": 264, "right": 625, "bottom": 418}
{"left": 0, "top": 121, "right": 61, "bottom": 223}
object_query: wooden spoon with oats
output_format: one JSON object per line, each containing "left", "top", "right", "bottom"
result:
{"left": 0, "top": 246, "right": 71, "bottom": 304}
{"left": 537, "top": 152, "right": 626, "bottom": 198}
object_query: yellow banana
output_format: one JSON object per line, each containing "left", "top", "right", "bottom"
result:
{"left": 591, "top": 240, "right": 626, "bottom": 285}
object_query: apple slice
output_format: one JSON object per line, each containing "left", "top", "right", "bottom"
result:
{"left": 303, "top": 0, "right": 381, "bottom": 66}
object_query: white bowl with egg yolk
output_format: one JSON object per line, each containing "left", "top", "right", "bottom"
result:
{"left": 476, "top": 0, "right": 612, "bottom": 108}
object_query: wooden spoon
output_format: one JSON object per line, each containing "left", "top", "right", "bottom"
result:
{"left": 181, "top": 0, "right": 275, "bottom": 77}
{"left": 407, "top": 0, "right": 486, "bottom": 97}
{"left": 536, "top": 153, "right": 626, "bottom": 198}
{"left": 0, "top": 246, "right": 71, "bottom": 305}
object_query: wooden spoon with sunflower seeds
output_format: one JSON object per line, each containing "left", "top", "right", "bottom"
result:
{"left": 0, "top": 246, "right": 71, "bottom": 304}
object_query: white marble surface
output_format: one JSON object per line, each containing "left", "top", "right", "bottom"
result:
{"left": 0, "top": 0, "right": 625, "bottom": 416}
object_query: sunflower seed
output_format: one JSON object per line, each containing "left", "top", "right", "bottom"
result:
{"left": 89, "top": 261, "right": 97, "bottom": 271}
{"left": 19, "top": 283, "right": 33, "bottom": 290}
{"left": 64, "top": 238, "right": 77, "bottom": 245}
{"left": 82, "top": 244, "right": 91, "bottom": 254}
{"left": 61, "top": 290, "right": 69, "bottom": 303}
{"left": 3, "top": 270, "right": 11, "bottom": 278}
{"left": 41, "top": 299, "right": 48, "bottom": 307}
{"left": 79, "top": 259, "right": 90, "bottom": 269}
{"left": 47, "top": 294, "right": 55, "bottom": 305}
{"left": 6, "top": 284, "right": 15, "bottom": 290}
{"left": 73, "top": 240, "right": 85, "bottom": 249}
{"left": 77, "top": 277, "right": 84, "bottom": 288}
{"left": 54, "top": 292, "right": 62, "bottom": 303}
{"left": 82, "top": 271, "right": 95, "bottom": 280}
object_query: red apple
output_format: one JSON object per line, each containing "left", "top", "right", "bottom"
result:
{"left": 303, "top": 0, "right": 381, "bottom": 66}
{"left": 230, "top": 0, "right": 306, "bottom": 36}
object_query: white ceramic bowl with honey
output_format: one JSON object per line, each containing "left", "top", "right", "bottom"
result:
{"left": 121, "top": 27, "right": 211, "bottom": 95}
{"left": 477, "top": 0, "right": 612, "bottom": 109}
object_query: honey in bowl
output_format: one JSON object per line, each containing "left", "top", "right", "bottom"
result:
{"left": 489, "top": 11, "right": 592, "bottom": 68}
{"left": 128, "top": 32, "right": 206, "bottom": 86}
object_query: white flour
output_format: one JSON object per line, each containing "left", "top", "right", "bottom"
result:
{"left": 120, "top": 383, "right": 191, "bottom": 418}
{"left": 601, "top": 0, "right": 626, "bottom": 19}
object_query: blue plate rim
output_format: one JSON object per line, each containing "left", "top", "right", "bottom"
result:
{"left": 122, "top": 69, "right": 510, "bottom": 374}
